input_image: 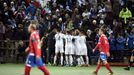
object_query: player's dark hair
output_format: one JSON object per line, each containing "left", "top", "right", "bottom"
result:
{"left": 67, "top": 31, "right": 71, "bottom": 34}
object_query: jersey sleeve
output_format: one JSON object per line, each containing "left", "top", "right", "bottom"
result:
{"left": 94, "top": 37, "right": 101, "bottom": 50}
{"left": 32, "top": 33, "right": 41, "bottom": 56}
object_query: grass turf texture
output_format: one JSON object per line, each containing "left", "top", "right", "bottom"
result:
{"left": 0, "top": 64, "right": 134, "bottom": 75}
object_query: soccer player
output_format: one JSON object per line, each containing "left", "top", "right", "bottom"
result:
{"left": 24, "top": 22, "right": 50, "bottom": 75}
{"left": 92, "top": 28, "right": 113, "bottom": 75}
{"left": 124, "top": 49, "right": 134, "bottom": 70}
{"left": 74, "top": 29, "right": 83, "bottom": 66}
{"left": 64, "top": 31, "right": 73, "bottom": 66}
{"left": 79, "top": 31, "right": 89, "bottom": 66}
{"left": 54, "top": 29, "right": 64, "bottom": 66}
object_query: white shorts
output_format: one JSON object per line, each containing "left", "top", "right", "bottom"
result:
{"left": 75, "top": 45, "right": 82, "bottom": 55}
{"left": 55, "top": 44, "right": 64, "bottom": 53}
{"left": 80, "top": 45, "right": 87, "bottom": 55}
{"left": 65, "top": 45, "right": 73, "bottom": 55}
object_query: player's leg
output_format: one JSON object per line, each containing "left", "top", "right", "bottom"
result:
{"left": 69, "top": 45, "right": 74, "bottom": 66}
{"left": 103, "top": 60, "right": 113, "bottom": 74}
{"left": 24, "top": 55, "right": 33, "bottom": 75}
{"left": 80, "top": 55, "right": 84, "bottom": 65}
{"left": 124, "top": 49, "right": 134, "bottom": 70}
{"left": 53, "top": 53, "right": 58, "bottom": 65}
{"left": 65, "top": 47, "right": 69, "bottom": 66}
{"left": 53, "top": 46, "right": 59, "bottom": 65}
{"left": 69, "top": 54, "right": 73, "bottom": 66}
{"left": 93, "top": 60, "right": 101, "bottom": 75}
{"left": 60, "top": 46, "right": 64, "bottom": 66}
{"left": 60, "top": 53, "right": 64, "bottom": 66}
{"left": 76, "top": 46, "right": 82, "bottom": 66}
{"left": 37, "top": 57, "right": 50, "bottom": 75}
{"left": 79, "top": 48, "right": 85, "bottom": 65}
{"left": 84, "top": 48, "right": 89, "bottom": 65}
{"left": 84, "top": 55, "right": 89, "bottom": 65}
{"left": 24, "top": 65, "right": 31, "bottom": 75}
{"left": 124, "top": 55, "right": 134, "bottom": 70}
{"left": 38, "top": 66, "right": 50, "bottom": 75}
{"left": 65, "top": 54, "right": 69, "bottom": 66}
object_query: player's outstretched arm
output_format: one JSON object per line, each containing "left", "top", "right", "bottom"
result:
{"left": 107, "top": 52, "right": 110, "bottom": 57}
{"left": 25, "top": 47, "right": 29, "bottom": 53}
{"left": 93, "top": 43, "right": 100, "bottom": 53}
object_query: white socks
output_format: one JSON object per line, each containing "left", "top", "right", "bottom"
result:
{"left": 86, "top": 56, "right": 89, "bottom": 64}
{"left": 65, "top": 56, "right": 69, "bottom": 65}
{"left": 61, "top": 56, "right": 63, "bottom": 65}
{"left": 69, "top": 55, "right": 73, "bottom": 66}
{"left": 54, "top": 55, "right": 57, "bottom": 65}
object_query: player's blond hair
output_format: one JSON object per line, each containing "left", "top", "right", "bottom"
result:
{"left": 29, "top": 20, "right": 39, "bottom": 30}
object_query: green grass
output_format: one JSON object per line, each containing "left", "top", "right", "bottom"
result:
{"left": 0, "top": 64, "right": 134, "bottom": 75}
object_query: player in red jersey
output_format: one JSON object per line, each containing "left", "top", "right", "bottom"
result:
{"left": 92, "top": 28, "right": 113, "bottom": 75}
{"left": 24, "top": 22, "right": 50, "bottom": 75}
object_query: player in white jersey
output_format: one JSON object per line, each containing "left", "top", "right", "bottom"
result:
{"left": 79, "top": 31, "right": 89, "bottom": 66}
{"left": 73, "top": 29, "right": 84, "bottom": 66}
{"left": 54, "top": 29, "right": 65, "bottom": 66}
{"left": 64, "top": 31, "right": 73, "bottom": 66}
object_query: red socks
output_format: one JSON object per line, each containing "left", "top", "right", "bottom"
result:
{"left": 38, "top": 66, "right": 50, "bottom": 75}
{"left": 24, "top": 65, "right": 31, "bottom": 75}
{"left": 105, "top": 63, "right": 113, "bottom": 73}
{"left": 95, "top": 64, "right": 101, "bottom": 73}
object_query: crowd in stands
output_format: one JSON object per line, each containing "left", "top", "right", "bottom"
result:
{"left": 0, "top": 0, "right": 134, "bottom": 65}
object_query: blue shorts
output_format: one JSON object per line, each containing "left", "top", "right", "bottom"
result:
{"left": 25, "top": 54, "right": 44, "bottom": 67}
{"left": 98, "top": 53, "right": 107, "bottom": 61}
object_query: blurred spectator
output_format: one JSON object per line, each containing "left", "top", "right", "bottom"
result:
{"left": 10, "top": 1, "right": 16, "bottom": 12}
{"left": 57, "top": 18, "right": 65, "bottom": 32}
{"left": 127, "top": 0, "right": 134, "bottom": 17}
{"left": 41, "top": 32, "right": 48, "bottom": 63}
{"left": 26, "top": 1, "right": 36, "bottom": 20}
{"left": 14, "top": 7, "right": 26, "bottom": 24}
{"left": 2, "top": 2, "right": 14, "bottom": 25}
{"left": 108, "top": 33, "right": 116, "bottom": 51}
{"left": 126, "top": 28, "right": 134, "bottom": 50}
{"left": 66, "top": 19, "right": 74, "bottom": 31}
{"left": 119, "top": 7, "right": 132, "bottom": 24}
{"left": 14, "top": 24, "right": 25, "bottom": 40}
{"left": 4, "top": 26, "right": 13, "bottom": 40}
{"left": 116, "top": 34, "right": 126, "bottom": 50}
{"left": 16, "top": 40, "right": 26, "bottom": 63}
{"left": 0, "top": 21, "right": 5, "bottom": 40}
{"left": 119, "top": 0, "right": 126, "bottom": 8}
{"left": 90, "top": 5, "right": 97, "bottom": 19}
{"left": 86, "top": 29, "right": 95, "bottom": 48}
{"left": 89, "top": 20, "right": 98, "bottom": 31}
{"left": 47, "top": 29, "right": 56, "bottom": 64}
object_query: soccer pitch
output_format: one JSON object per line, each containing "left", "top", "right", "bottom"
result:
{"left": 0, "top": 64, "right": 133, "bottom": 75}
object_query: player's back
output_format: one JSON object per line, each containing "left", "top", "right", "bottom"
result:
{"left": 99, "top": 34, "right": 109, "bottom": 54}
{"left": 79, "top": 36, "right": 86, "bottom": 45}
{"left": 74, "top": 35, "right": 81, "bottom": 47}
{"left": 55, "top": 32, "right": 64, "bottom": 46}
{"left": 65, "top": 34, "right": 72, "bottom": 46}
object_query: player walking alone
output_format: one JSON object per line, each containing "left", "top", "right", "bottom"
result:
{"left": 24, "top": 22, "right": 50, "bottom": 75}
{"left": 92, "top": 27, "right": 113, "bottom": 75}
